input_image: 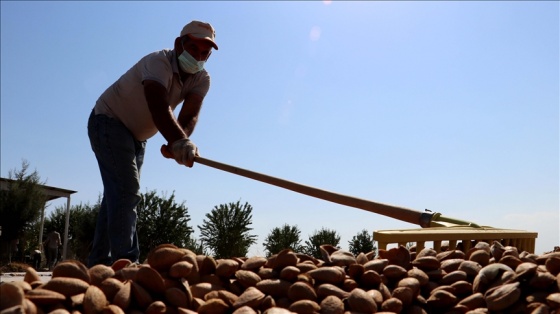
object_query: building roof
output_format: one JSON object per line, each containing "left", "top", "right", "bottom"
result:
{"left": 0, "top": 177, "right": 77, "bottom": 201}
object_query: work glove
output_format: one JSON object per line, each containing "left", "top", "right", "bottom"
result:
{"left": 171, "top": 138, "right": 199, "bottom": 167}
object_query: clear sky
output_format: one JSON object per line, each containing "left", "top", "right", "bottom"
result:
{"left": 1, "top": 1, "right": 558, "bottom": 255}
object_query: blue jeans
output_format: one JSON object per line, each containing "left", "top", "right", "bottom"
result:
{"left": 87, "top": 110, "right": 145, "bottom": 267}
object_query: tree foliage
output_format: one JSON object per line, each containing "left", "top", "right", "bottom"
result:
{"left": 198, "top": 201, "right": 257, "bottom": 258}
{"left": 186, "top": 236, "right": 207, "bottom": 255}
{"left": 137, "top": 190, "right": 193, "bottom": 262}
{"left": 45, "top": 190, "right": 195, "bottom": 264}
{"left": 0, "top": 160, "right": 47, "bottom": 263}
{"left": 45, "top": 199, "right": 100, "bottom": 263}
{"left": 348, "top": 229, "right": 376, "bottom": 256}
{"left": 262, "top": 224, "right": 303, "bottom": 257}
{"left": 302, "top": 228, "right": 341, "bottom": 259}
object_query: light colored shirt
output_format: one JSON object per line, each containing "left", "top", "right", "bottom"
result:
{"left": 45, "top": 232, "right": 61, "bottom": 249}
{"left": 94, "top": 49, "right": 210, "bottom": 141}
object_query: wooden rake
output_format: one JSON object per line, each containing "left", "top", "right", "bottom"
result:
{"left": 165, "top": 149, "right": 538, "bottom": 254}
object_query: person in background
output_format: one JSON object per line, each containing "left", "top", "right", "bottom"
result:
{"left": 33, "top": 249, "right": 42, "bottom": 270}
{"left": 87, "top": 20, "right": 218, "bottom": 267}
{"left": 43, "top": 230, "right": 61, "bottom": 270}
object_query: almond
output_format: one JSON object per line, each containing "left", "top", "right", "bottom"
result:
{"left": 348, "top": 288, "right": 377, "bottom": 313}
{"left": 83, "top": 285, "right": 108, "bottom": 314}
{"left": 42, "top": 277, "right": 90, "bottom": 297}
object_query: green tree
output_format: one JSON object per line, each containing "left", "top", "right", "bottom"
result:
{"left": 0, "top": 160, "right": 47, "bottom": 263}
{"left": 186, "top": 236, "right": 207, "bottom": 255}
{"left": 348, "top": 229, "right": 376, "bottom": 256}
{"left": 263, "top": 224, "right": 303, "bottom": 257}
{"left": 45, "top": 199, "right": 100, "bottom": 263}
{"left": 303, "top": 228, "right": 341, "bottom": 259}
{"left": 198, "top": 201, "right": 257, "bottom": 258}
{"left": 137, "top": 190, "right": 193, "bottom": 262}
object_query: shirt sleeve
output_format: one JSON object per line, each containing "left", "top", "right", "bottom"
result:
{"left": 141, "top": 52, "right": 173, "bottom": 89}
{"left": 184, "top": 70, "right": 211, "bottom": 98}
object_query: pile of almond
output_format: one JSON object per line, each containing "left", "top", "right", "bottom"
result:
{"left": 1, "top": 241, "right": 559, "bottom": 314}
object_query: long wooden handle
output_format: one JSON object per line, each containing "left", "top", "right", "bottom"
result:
{"left": 194, "top": 156, "right": 427, "bottom": 227}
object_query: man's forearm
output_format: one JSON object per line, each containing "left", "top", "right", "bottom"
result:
{"left": 182, "top": 117, "right": 198, "bottom": 137}
{"left": 151, "top": 104, "right": 186, "bottom": 144}
{"left": 177, "top": 93, "right": 203, "bottom": 138}
{"left": 144, "top": 82, "right": 186, "bottom": 144}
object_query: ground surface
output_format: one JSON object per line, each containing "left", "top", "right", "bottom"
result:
{"left": 0, "top": 262, "right": 52, "bottom": 283}
{"left": 0, "top": 271, "right": 52, "bottom": 283}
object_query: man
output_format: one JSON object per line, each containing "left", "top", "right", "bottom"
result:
{"left": 43, "top": 230, "right": 61, "bottom": 270}
{"left": 87, "top": 20, "right": 218, "bottom": 267}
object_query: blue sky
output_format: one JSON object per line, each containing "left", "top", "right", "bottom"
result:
{"left": 1, "top": 1, "right": 558, "bottom": 255}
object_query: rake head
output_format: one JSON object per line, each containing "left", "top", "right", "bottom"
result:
{"left": 373, "top": 226, "right": 538, "bottom": 254}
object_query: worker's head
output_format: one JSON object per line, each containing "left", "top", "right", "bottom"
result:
{"left": 175, "top": 20, "right": 218, "bottom": 74}
{"left": 180, "top": 21, "right": 218, "bottom": 51}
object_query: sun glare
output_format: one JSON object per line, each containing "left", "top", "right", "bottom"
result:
{"left": 309, "top": 26, "right": 321, "bottom": 41}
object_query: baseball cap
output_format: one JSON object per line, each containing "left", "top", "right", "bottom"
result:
{"left": 180, "top": 20, "right": 218, "bottom": 50}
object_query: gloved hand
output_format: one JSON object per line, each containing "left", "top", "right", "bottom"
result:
{"left": 171, "top": 138, "right": 199, "bottom": 167}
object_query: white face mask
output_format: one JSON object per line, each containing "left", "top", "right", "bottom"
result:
{"left": 178, "top": 50, "right": 205, "bottom": 74}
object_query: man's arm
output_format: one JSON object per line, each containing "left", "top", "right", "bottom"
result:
{"left": 177, "top": 92, "right": 204, "bottom": 137}
{"left": 144, "top": 79, "right": 187, "bottom": 144}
